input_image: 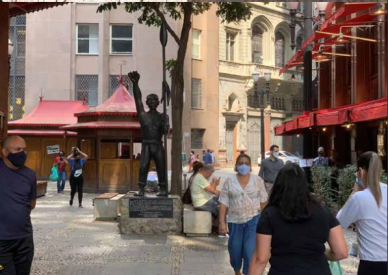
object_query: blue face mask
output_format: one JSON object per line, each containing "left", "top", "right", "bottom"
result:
{"left": 356, "top": 175, "right": 365, "bottom": 188}
{"left": 237, "top": 164, "right": 251, "bottom": 176}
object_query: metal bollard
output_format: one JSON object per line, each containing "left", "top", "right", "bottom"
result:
{"left": 183, "top": 173, "right": 188, "bottom": 191}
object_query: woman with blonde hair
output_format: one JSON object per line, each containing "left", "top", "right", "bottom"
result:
{"left": 337, "top": 151, "right": 387, "bottom": 275}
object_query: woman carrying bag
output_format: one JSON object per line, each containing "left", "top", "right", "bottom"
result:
{"left": 67, "top": 147, "right": 88, "bottom": 208}
{"left": 337, "top": 152, "right": 387, "bottom": 275}
{"left": 249, "top": 163, "right": 348, "bottom": 275}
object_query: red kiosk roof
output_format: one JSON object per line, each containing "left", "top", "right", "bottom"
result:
{"left": 9, "top": 100, "right": 89, "bottom": 128}
{"left": 7, "top": 129, "right": 77, "bottom": 137}
{"left": 9, "top": 2, "right": 67, "bottom": 17}
{"left": 275, "top": 97, "right": 387, "bottom": 136}
{"left": 61, "top": 121, "right": 141, "bottom": 130}
{"left": 76, "top": 83, "right": 137, "bottom": 117}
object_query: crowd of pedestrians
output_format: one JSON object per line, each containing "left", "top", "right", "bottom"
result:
{"left": 1, "top": 135, "right": 386, "bottom": 275}
{"left": 186, "top": 143, "right": 387, "bottom": 275}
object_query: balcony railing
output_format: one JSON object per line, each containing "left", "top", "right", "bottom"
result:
{"left": 219, "top": 60, "right": 303, "bottom": 82}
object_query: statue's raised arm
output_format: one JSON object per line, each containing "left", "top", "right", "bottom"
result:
{"left": 128, "top": 71, "right": 145, "bottom": 114}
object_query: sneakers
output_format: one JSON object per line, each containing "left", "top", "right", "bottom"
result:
{"left": 79, "top": 204, "right": 83, "bottom": 208}
{"left": 69, "top": 199, "right": 73, "bottom": 206}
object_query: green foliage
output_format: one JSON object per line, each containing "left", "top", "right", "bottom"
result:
{"left": 337, "top": 165, "right": 357, "bottom": 208}
{"left": 311, "top": 164, "right": 333, "bottom": 207}
{"left": 166, "top": 59, "right": 178, "bottom": 77}
{"left": 381, "top": 172, "right": 387, "bottom": 184}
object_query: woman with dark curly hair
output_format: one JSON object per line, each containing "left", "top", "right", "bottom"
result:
{"left": 249, "top": 163, "right": 348, "bottom": 275}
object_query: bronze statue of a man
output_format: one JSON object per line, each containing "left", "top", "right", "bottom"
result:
{"left": 128, "top": 71, "right": 170, "bottom": 197}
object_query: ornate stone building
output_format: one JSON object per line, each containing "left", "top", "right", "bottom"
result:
{"left": 217, "top": 2, "right": 304, "bottom": 166}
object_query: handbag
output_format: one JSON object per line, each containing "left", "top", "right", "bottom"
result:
{"left": 328, "top": 261, "right": 343, "bottom": 275}
{"left": 49, "top": 166, "right": 59, "bottom": 182}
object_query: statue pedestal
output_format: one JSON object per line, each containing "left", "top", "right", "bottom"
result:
{"left": 119, "top": 193, "right": 182, "bottom": 235}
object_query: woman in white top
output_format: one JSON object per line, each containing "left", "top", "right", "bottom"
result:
{"left": 337, "top": 151, "right": 387, "bottom": 275}
{"left": 219, "top": 154, "right": 268, "bottom": 275}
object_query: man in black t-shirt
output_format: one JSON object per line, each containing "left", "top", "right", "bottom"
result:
{"left": 0, "top": 136, "right": 37, "bottom": 275}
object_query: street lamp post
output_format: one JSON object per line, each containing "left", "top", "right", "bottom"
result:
{"left": 252, "top": 71, "right": 271, "bottom": 161}
{"left": 287, "top": 2, "right": 328, "bottom": 158}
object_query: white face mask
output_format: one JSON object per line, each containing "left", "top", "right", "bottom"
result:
{"left": 273, "top": 152, "right": 279, "bottom": 158}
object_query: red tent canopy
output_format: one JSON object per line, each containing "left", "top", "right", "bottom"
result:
{"left": 275, "top": 97, "right": 387, "bottom": 136}
{"left": 76, "top": 82, "right": 137, "bottom": 117}
{"left": 9, "top": 100, "right": 89, "bottom": 128}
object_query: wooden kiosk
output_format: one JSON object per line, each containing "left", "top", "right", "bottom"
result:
{"left": 62, "top": 79, "right": 144, "bottom": 193}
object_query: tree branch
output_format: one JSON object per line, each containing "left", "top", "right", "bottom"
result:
{"left": 149, "top": 3, "right": 181, "bottom": 45}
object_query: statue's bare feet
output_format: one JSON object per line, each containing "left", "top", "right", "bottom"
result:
{"left": 134, "top": 186, "right": 145, "bottom": 197}
{"left": 156, "top": 186, "right": 168, "bottom": 197}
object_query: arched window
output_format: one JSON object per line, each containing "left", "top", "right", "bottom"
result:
{"left": 296, "top": 36, "right": 303, "bottom": 51}
{"left": 252, "top": 26, "right": 263, "bottom": 63}
{"left": 275, "top": 32, "right": 285, "bottom": 67}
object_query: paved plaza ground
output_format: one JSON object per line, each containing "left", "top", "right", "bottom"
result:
{"left": 31, "top": 169, "right": 360, "bottom": 275}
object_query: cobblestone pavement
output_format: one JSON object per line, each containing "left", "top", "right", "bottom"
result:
{"left": 31, "top": 178, "right": 359, "bottom": 275}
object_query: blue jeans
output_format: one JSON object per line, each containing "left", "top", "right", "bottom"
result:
{"left": 57, "top": 170, "right": 66, "bottom": 193}
{"left": 228, "top": 214, "right": 260, "bottom": 275}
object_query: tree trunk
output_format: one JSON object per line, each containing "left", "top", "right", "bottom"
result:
{"left": 170, "top": 4, "right": 192, "bottom": 196}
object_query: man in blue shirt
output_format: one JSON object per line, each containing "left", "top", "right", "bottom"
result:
{"left": 0, "top": 135, "right": 37, "bottom": 275}
{"left": 204, "top": 149, "right": 213, "bottom": 165}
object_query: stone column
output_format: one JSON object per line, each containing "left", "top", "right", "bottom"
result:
{"left": 264, "top": 108, "right": 271, "bottom": 151}
{"left": 351, "top": 127, "right": 357, "bottom": 165}
{"left": 0, "top": 4, "right": 10, "bottom": 156}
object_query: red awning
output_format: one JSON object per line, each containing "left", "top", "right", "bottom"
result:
{"left": 9, "top": 3, "right": 67, "bottom": 17}
{"left": 275, "top": 97, "right": 387, "bottom": 135}
{"left": 9, "top": 100, "right": 89, "bottom": 128}
{"left": 7, "top": 129, "right": 77, "bottom": 137}
{"left": 279, "top": 3, "right": 379, "bottom": 75}
{"left": 61, "top": 121, "right": 141, "bottom": 130}
{"left": 76, "top": 83, "right": 137, "bottom": 117}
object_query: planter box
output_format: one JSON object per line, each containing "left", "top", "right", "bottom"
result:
{"left": 37, "top": 181, "right": 48, "bottom": 197}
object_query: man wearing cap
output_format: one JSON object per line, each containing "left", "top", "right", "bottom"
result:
{"left": 313, "top": 147, "right": 329, "bottom": 167}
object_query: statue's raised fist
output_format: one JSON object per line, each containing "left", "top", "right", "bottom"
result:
{"left": 128, "top": 71, "right": 140, "bottom": 83}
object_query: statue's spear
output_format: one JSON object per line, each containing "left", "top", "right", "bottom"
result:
{"left": 160, "top": 22, "right": 169, "bottom": 194}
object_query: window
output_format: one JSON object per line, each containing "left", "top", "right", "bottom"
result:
{"left": 252, "top": 26, "right": 263, "bottom": 63}
{"left": 75, "top": 75, "right": 98, "bottom": 107}
{"left": 275, "top": 32, "right": 285, "bottom": 67}
{"left": 191, "top": 129, "right": 205, "bottom": 149}
{"left": 109, "top": 75, "right": 133, "bottom": 97}
{"left": 292, "top": 98, "right": 303, "bottom": 111}
{"left": 191, "top": 78, "right": 202, "bottom": 109}
{"left": 77, "top": 24, "right": 98, "bottom": 54}
{"left": 271, "top": 96, "right": 286, "bottom": 110}
{"left": 111, "top": 25, "right": 133, "bottom": 54}
{"left": 226, "top": 32, "right": 236, "bottom": 61}
{"left": 192, "top": 29, "right": 201, "bottom": 59}
{"left": 8, "top": 15, "right": 26, "bottom": 121}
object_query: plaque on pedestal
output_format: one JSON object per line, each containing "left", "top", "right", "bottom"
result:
{"left": 129, "top": 198, "right": 173, "bottom": 219}
{"left": 119, "top": 193, "right": 182, "bottom": 235}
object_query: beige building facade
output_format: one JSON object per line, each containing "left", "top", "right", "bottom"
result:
{"left": 217, "top": 2, "right": 304, "bottom": 166}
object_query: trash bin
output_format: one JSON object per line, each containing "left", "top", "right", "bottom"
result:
{"left": 182, "top": 152, "right": 187, "bottom": 162}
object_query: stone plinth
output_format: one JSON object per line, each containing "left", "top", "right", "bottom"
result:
{"left": 119, "top": 193, "right": 182, "bottom": 235}
{"left": 183, "top": 204, "right": 212, "bottom": 236}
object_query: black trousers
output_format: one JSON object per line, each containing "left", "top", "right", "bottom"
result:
{"left": 70, "top": 175, "right": 84, "bottom": 205}
{"left": 358, "top": 260, "right": 387, "bottom": 275}
{"left": 139, "top": 143, "right": 166, "bottom": 188}
{"left": 0, "top": 236, "right": 34, "bottom": 275}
